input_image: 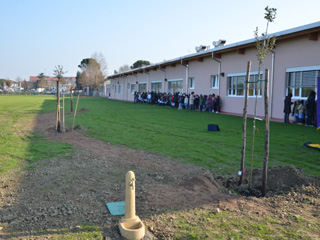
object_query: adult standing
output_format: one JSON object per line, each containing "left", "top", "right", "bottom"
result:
{"left": 283, "top": 93, "right": 293, "bottom": 123}
{"left": 306, "top": 91, "right": 316, "bottom": 126}
{"left": 189, "top": 92, "right": 195, "bottom": 110}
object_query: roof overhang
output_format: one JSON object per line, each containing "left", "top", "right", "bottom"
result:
{"left": 107, "top": 21, "right": 320, "bottom": 80}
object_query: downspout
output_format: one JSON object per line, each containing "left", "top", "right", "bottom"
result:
{"left": 159, "top": 66, "right": 166, "bottom": 92}
{"left": 181, "top": 59, "right": 189, "bottom": 94}
{"left": 270, "top": 50, "right": 275, "bottom": 120}
{"left": 121, "top": 75, "right": 125, "bottom": 100}
{"left": 133, "top": 74, "right": 138, "bottom": 92}
{"left": 144, "top": 70, "right": 150, "bottom": 92}
{"left": 125, "top": 76, "right": 128, "bottom": 101}
{"left": 126, "top": 76, "right": 129, "bottom": 101}
{"left": 212, "top": 52, "right": 221, "bottom": 96}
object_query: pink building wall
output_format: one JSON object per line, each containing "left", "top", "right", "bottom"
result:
{"left": 107, "top": 23, "right": 320, "bottom": 122}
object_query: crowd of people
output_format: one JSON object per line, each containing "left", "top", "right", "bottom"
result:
{"left": 284, "top": 91, "right": 317, "bottom": 127}
{"left": 133, "top": 91, "right": 221, "bottom": 113}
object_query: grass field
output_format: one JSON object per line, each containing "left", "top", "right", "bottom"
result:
{"left": 1, "top": 95, "right": 319, "bottom": 177}
{"left": 0, "top": 95, "right": 74, "bottom": 175}
{"left": 1, "top": 95, "right": 319, "bottom": 239}
{"left": 69, "top": 97, "right": 320, "bottom": 177}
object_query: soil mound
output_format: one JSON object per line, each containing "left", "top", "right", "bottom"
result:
{"left": 79, "top": 108, "right": 89, "bottom": 112}
{"left": 219, "top": 165, "right": 320, "bottom": 197}
{"left": 250, "top": 165, "right": 318, "bottom": 194}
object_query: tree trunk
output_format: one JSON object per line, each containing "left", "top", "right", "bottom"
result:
{"left": 239, "top": 61, "right": 251, "bottom": 185}
{"left": 56, "top": 81, "right": 61, "bottom": 132}
{"left": 70, "top": 89, "right": 73, "bottom": 112}
{"left": 262, "top": 69, "right": 270, "bottom": 197}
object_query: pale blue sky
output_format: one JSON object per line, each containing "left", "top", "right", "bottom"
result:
{"left": 1, "top": 0, "right": 319, "bottom": 80}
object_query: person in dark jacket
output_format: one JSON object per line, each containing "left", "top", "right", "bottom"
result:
{"left": 284, "top": 93, "right": 293, "bottom": 123}
{"left": 306, "top": 91, "right": 316, "bottom": 126}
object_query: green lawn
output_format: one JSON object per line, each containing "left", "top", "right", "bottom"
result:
{"left": 0, "top": 95, "right": 74, "bottom": 175}
{"left": 0, "top": 95, "right": 319, "bottom": 177}
{"left": 69, "top": 97, "right": 319, "bottom": 176}
{"left": 0, "top": 95, "right": 319, "bottom": 239}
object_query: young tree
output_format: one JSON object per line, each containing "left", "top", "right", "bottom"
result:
{"left": 249, "top": 6, "right": 276, "bottom": 195}
{"left": 53, "top": 65, "right": 67, "bottom": 133}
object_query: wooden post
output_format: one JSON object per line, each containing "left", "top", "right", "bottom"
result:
{"left": 238, "top": 61, "right": 251, "bottom": 185}
{"left": 62, "top": 95, "right": 65, "bottom": 132}
{"left": 70, "top": 89, "right": 73, "bottom": 112}
{"left": 56, "top": 80, "right": 61, "bottom": 132}
{"left": 72, "top": 93, "right": 80, "bottom": 130}
{"left": 262, "top": 69, "right": 270, "bottom": 197}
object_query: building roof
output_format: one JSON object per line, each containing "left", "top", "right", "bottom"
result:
{"left": 29, "top": 76, "right": 76, "bottom": 82}
{"left": 107, "top": 21, "right": 320, "bottom": 79}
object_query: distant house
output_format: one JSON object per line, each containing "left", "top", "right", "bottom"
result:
{"left": 2, "top": 80, "right": 17, "bottom": 90}
{"left": 29, "top": 76, "right": 76, "bottom": 91}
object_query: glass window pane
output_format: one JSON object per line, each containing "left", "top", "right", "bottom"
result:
{"left": 301, "top": 87, "right": 314, "bottom": 97}
{"left": 302, "top": 71, "right": 316, "bottom": 87}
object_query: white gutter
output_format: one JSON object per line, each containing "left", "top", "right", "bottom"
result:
{"left": 144, "top": 70, "right": 150, "bottom": 92}
{"left": 159, "top": 66, "right": 166, "bottom": 92}
{"left": 212, "top": 52, "right": 221, "bottom": 96}
{"left": 181, "top": 59, "right": 189, "bottom": 94}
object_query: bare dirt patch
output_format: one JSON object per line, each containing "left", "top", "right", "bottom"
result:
{"left": 0, "top": 112, "right": 319, "bottom": 239}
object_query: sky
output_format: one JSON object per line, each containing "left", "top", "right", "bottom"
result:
{"left": 1, "top": 0, "right": 319, "bottom": 81}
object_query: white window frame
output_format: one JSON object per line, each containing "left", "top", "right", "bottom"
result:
{"left": 138, "top": 82, "right": 147, "bottom": 92}
{"left": 211, "top": 75, "right": 219, "bottom": 89}
{"left": 286, "top": 66, "right": 319, "bottom": 99}
{"left": 189, "top": 77, "right": 195, "bottom": 89}
{"left": 227, "top": 71, "right": 262, "bottom": 97}
{"left": 130, "top": 83, "right": 136, "bottom": 94}
{"left": 116, "top": 84, "right": 123, "bottom": 94}
{"left": 168, "top": 78, "right": 183, "bottom": 94}
{"left": 151, "top": 81, "right": 162, "bottom": 92}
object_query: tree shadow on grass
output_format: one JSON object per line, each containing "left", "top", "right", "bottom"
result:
{"left": 0, "top": 97, "right": 240, "bottom": 239}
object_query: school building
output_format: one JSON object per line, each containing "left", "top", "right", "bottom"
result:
{"left": 105, "top": 21, "right": 320, "bottom": 122}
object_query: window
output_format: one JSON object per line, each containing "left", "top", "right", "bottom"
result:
{"left": 130, "top": 83, "right": 136, "bottom": 94}
{"left": 115, "top": 84, "right": 123, "bottom": 94}
{"left": 138, "top": 83, "right": 147, "bottom": 92}
{"left": 286, "top": 70, "right": 318, "bottom": 98}
{"left": 189, "top": 77, "right": 195, "bottom": 89}
{"left": 228, "top": 75, "right": 245, "bottom": 96}
{"left": 248, "top": 75, "right": 262, "bottom": 96}
{"left": 227, "top": 73, "right": 261, "bottom": 96}
{"left": 211, "top": 75, "right": 219, "bottom": 89}
{"left": 168, "top": 79, "right": 183, "bottom": 93}
{"left": 151, "top": 82, "right": 162, "bottom": 92}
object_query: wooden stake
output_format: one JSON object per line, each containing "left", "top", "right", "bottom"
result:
{"left": 238, "top": 61, "right": 251, "bottom": 185}
{"left": 70, "top": 89, "right": 73, "bottom": 112}
{"left": 62, "top": 95, "right": 65, "bottom": 132}
{"left": 72, "top": 93, "right": 80, "bottom": 130}
{"left": 262, "top": 69, "right": 270, "bottom": 197}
